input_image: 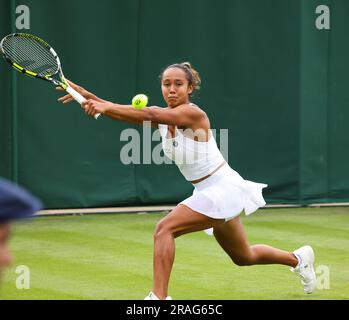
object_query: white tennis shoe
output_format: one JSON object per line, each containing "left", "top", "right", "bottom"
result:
{"left": 290, "top": 245, "right": 317, "bottom": 294}
{"left": 144, "top": 291, "right": 172, "bottom": 300}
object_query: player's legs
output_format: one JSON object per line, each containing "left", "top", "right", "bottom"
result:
{"left": 152, "top": 204, "right": 225, "bottom": 299}
{"left": 213, "top": 216, "right": 298, "bottom": 267}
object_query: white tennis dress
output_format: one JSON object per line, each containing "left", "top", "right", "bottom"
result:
{"left": 158, "top": 122, "right": 267, "bottom": 235}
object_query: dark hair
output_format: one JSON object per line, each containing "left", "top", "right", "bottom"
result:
{"left": 160, "top": 62, "right": 201, "bottom": 95}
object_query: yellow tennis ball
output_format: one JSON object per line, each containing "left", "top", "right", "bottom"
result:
{"left": 132, "top": 94, "right": 148, "bottom": 109}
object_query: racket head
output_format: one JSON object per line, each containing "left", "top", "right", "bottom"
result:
{"left": 0, "top": 33, "right": 67, "bottom": 88}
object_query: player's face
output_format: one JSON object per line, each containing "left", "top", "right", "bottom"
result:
{"left": 161, "top": 68, "right": 193, "bottom": 108}
{"left": 0, "top": 224, "right": 12, "bottom": 282}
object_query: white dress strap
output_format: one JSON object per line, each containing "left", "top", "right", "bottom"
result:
{"left": 158, "top": 124, "right": 167, "bottom": 138}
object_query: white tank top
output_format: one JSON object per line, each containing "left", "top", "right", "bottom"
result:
{"left": 158, "top": 124, "right": 225, "bottom": 181}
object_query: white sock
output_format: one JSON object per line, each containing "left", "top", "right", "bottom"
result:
{"left": 293, "top": 253, "right": 302, "bottom": 268}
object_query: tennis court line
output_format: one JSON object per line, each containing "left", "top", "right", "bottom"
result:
{"left": 35, "top": 206, "right": 176, "bottom": 216}
{"left": 35, "top": 204, "right": 302, "bottom": 216}
{"left": 34, "top": 203, "right": 349, "bottom": 217}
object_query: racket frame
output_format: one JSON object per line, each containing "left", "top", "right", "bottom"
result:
{"left": 0, "top": 33, "right": 101, "bottom": 119}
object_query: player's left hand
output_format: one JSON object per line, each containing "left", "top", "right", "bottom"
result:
{"left": 56, "top": 79, "right": 90, "bottom": 104}
{"left": 81, "top": 99, "right": 112, "bottom": 117}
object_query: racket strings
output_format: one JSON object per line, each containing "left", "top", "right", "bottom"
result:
{"left": 2, "top": 36, "right": 59, "bottom": 76}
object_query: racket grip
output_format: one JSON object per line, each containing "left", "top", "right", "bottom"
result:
{"left": 66, "top": 86, "right": 101, "bottom": 120}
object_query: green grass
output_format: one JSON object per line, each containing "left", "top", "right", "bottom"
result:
{"left": 1, "top": 207, "right": 348, "bottom": 300}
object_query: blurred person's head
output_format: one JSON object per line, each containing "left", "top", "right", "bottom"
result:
{"left": 0, "top": 178, "right": 42, "bottom": 281}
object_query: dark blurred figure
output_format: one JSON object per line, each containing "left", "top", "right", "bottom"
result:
{"left": 0, "top": 178, "right": 42, "bottom": 281}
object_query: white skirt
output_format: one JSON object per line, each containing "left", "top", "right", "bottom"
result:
{"left": 179, "top": 163, "right": 268, "bottom": 235}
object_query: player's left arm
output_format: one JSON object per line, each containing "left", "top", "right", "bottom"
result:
{"left": 82, "top": 101, "right": 205, "bottom": 128}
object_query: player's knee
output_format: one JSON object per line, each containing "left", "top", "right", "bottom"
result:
{"left": 231, "top": 253, "right": 255, "bottom": 266}
{"left": 153, "top": 220, "right": 172, "bottom": 240}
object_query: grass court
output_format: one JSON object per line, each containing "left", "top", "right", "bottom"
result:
{"left": 1, "top": 207, "right": 348, "bottom": 300}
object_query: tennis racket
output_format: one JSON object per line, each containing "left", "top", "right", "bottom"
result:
{"left": 0, "top": 33, "right": 101, "bottom": 119}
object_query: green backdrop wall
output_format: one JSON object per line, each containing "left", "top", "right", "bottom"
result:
{"left": 1, "top": 0, "right": 348, "bottom": 209}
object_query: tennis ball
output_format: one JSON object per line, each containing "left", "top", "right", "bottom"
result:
{"left": 132, "top": 94, "right": 148, "bottom": 109}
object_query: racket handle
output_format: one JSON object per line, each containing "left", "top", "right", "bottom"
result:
{"left": 66, "top": 86, "right": 101, "bottom": 120}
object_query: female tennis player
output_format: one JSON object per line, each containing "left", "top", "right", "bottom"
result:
{"left": 58, "top": 62, "right": 316, "bottom": 299}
